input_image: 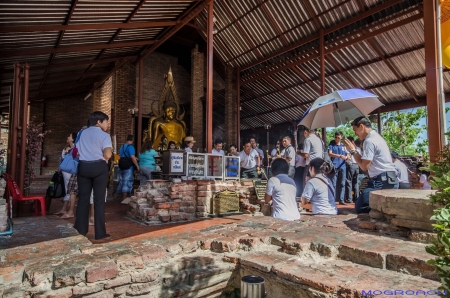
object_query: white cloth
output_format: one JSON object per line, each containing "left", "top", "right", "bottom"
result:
{"left": 361, "top": 130, "right": 396, "bottom": 177}
{"left": 393, "top": 159, "right": 409, "bottom": 183}
{"left": 302, "top": 134, "right": 323, "bottom": 165}
{"left": 281, "top": 144, "right": 295, "bottom": 166}
{"left": 239, "top": 149, "right": 259, "bottom": 169}
{"left": 185, "top": 147, "right": 192, "bottom": 153}
{"left": 265, "top": 174, "right": 300, "bottom": 221}
{"left": 302, "top": 174, "right": 338, "bottom": 215}
{"left": 62, "top": 171, "right": 71, "bottom": 202}
{"left": 211, "top": 148, "right": 225, "bottom": 156}
{"left": 419, "top": 174, "right": 431, "bottom": 190}
{"left": 77, "top": 126, "right": 112, "bottom": 162}
{"left": 295, "top": 154, "right": 306, "bottom": 167}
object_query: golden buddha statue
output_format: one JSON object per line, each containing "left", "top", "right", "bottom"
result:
{"left": 144, "top": 67, "right": 186, "bottom": 151}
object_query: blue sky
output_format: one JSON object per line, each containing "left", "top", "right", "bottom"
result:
{"left": 416, "top": 102, "right": 450, "bottom": 141}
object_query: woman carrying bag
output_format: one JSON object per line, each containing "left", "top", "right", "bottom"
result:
{"left": 74, "top": 111, "right": 112, "bottom": 240}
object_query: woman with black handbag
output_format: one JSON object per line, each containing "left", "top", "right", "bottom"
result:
{"left": 74, "top": 111, "right": 112, "bottom": 240}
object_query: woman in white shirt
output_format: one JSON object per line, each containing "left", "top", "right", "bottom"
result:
{"left": 56, "top": 132, "right": 77, "bottom": 215}
{"left": 301, "top": 157, "right": 338, "bottom": 215}
{"left": 417, "top": 163, "right": 431, "bottom": 190}
{"left": 184, "top": 136, "right": 195, "bottom": 153}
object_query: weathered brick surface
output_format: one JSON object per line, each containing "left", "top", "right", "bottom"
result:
{"left": 86, "top": 260, "right": 118, "bottom": 283}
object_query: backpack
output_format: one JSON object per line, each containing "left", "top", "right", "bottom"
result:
{"left": 118, "top": 144, "right": 133, "bottom": 170}
{"left": 321, "top": 139, "right": 335, "bottom": 178}
{"left": 47, "top": 171, "right": 66, "bottom": 198}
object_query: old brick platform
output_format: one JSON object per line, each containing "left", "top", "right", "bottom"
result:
{"left": 0, "top": 199, "right": 441, "bottom": 298}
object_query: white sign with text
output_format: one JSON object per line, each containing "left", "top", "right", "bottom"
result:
{"left": 170, "top": 152, "right": 184, "bottom": 173}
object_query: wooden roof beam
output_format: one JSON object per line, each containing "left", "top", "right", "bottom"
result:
{"left": 0, "top": 40, "right": 156, "bottom": 58}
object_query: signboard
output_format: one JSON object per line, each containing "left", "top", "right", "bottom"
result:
{"left": 170, "top": 152, "right": 184, "bottom": 173}
{"left": 186, "top": 153, "right": 206, "bottom": 177}
{"left": 207, "top": 154, "right": 224, "bottom": 178}
{"left": 212, "top": 190, "right": 240, "bottom": 215}
{"left": 224, "top": 156, "right": 240, "bottom": 179}
{"left": 253, "top": 180, "right": 268, "bottom": 201}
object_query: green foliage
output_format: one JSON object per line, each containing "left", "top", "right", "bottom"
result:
{"left": 427, "top": 205, "right": 450, "bottom": 295}
{"left": 381, "top": 108, "right": 427, "bottom": 156}
{"left": 426, "top": 132, "right": 450, "bottom": 294}
{"left": 325, "top": 122, "right": 355, "bottom": 143}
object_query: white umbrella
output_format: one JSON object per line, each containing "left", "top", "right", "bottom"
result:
{"left": 298, "top": 89, "right": 384, "bottom": 129}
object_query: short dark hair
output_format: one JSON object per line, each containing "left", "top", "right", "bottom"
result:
{"left": 127, "top": 135, "right": 134, "bottom": 142}
{"left": 310, "top": 157, "right": 331, "bottom": 174}
{"left": 351, "top": 116, "right": 372, "bottom": 128}
{"left": 214, "top": 139, "right": 223, "bottom": 145}
{"left": 229, "top": 144, "right": 237, "bottom": 149}
{"left": 168, "top": 141, "right": 176, "bottom": 148}
{"left": 71, "top": 132, "right": 78, "bottom": 140}
{"left": 347, "top": 136, "right": 354, "bottom": 142}
{"left": 391, "top": 151, "right": 399, "bottom": 160}
{"left": 283, "top": 136, "right": 291, "bottom": 142}
{"left": 243, "top": 140, "right": 252, "bottom": 147}
{"left": 88, "top": 111, "right": 109, "bottom": 127}
{"left": 334, "top": 131, "right": 343, "bottom": 136}
{"left": 417, "top": 162, "right": 430, "bottom": 176}
{"left": 249, "top": 137, "right": 256, "bottom": 142}
{"left": 271, "top": 158, "right": 289, "bottom": 176}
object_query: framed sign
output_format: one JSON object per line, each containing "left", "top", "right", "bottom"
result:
{"left": 186, "top": 153, "right": 207, "bottom": 178}
{"left": 224, "top": 156, "right": 240, "bottom": 180}
{"left": 207, "top": 154, "right": 224, "bottom": 179}
{"left": 253, "top": 180, "right": 268, "bottom": 201}
{"left": 170, "top": 152, "right": 184, "bottom": 173}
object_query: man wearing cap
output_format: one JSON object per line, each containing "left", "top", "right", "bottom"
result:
{"left": 391, "top": 152, "right": 410, "bottom": 189}
{"left": 239, "top": 140, "right": 260, "bottom": 178}
{"left": 343, "top": 116, "right": 398, "bottom": 213}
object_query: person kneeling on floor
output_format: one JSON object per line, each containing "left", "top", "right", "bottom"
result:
{"left": 301, "top": 157, "right": 338, "bottom": 215}
{"left": 264, "top": 158, "right": 300, "bottom": 221}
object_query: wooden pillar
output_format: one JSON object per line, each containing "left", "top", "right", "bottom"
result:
{"left": 424, "top": 0, "right": 442, "bottom": 161}
{"left": 205, "top": 1, "right": 214, "bottom": 153}
{"left": 18, "top": 64, "right": 29, "bottom": 191}
{"left": 137, "top": 59, "right": 143, "bottom": 157}
{"left": 10, "top": 62, "right": 21, "bottom": 182}
{"left": 237, "top": 67, "right": 240, "bottom": 149}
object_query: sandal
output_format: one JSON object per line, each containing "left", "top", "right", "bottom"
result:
{"left": 60, "top": 214, "right": 74, "bottom": 219}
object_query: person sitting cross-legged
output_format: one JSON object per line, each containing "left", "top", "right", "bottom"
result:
{"left": 264, "top": 158, "right": 300, "bottom": 221}
{"left": 301, "top": 157, "right": 338, "bottom": 215}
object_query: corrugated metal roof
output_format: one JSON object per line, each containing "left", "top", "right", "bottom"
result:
{"left": 0, "top": 0, "right": 440, "bottom": 131}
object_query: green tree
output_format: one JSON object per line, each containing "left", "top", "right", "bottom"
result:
{"left": 381, "top": 108, "right": 427, "bottom": 156}
{"left": 325, "top": 122, "right": 355, "bottom": 144}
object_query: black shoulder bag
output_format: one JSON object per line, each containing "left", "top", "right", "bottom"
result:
{"left": 118, "top": 144, "right": 133, "bottom": 170}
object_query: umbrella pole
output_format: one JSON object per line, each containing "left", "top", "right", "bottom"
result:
{"left": 334, "top": 103, "right": 344, "bottom": 126}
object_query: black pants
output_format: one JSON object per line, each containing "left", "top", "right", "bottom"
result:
{"left": 75, "top": 160, "right": 109, "bottom": 239}
{"left": 294, "top": 166, "right": 305, "bottom": 197}
{"left": 241, "top": 167, "right": 257, "bottom": 178}
{"left": 345, "top": 163, "right": 359, "bottom": 202}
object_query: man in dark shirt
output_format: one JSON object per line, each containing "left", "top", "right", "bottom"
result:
{"left": 328, "top": 131, "right": 349, "bottom": 205}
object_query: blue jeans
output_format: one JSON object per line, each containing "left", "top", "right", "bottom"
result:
{"left": 331, "top": 167, "right": 346, "bottom": 203}
{"left": 117, "top": 167, "right": 134, "bottom": 194}
{"left": 355, "top": 176, "right": 399, "bottom": 213}
{"left": 139, "top": 167, "right": 154, "bottom": 185}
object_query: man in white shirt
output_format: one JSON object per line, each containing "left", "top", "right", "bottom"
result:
{"left": 343, "top": 117, "right": 398, "bottom": 213}
{"left": 265, "top": 158, "right": 300, "bottom": 221}
{"left": 250, "top": 137, "right": 264, "bottom": 166}
{"left": 239, "top": 140, "right": 260, "bottom": 178}
{"left": 211, "top": 139, "right": 225, "bottom": 156}
{"left": 391, "top": 152, "right": 410, "bottom": 189}
{"left": 281, "top": 136, "right": 296, "bottom": 178}
{"left": 300, "top": 128, "right": 324, "bottom": 183}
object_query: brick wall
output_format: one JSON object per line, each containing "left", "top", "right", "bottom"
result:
{"left": 113, "top": 61, "right": 136, "bottom": 148}
{"left": 137, "top": 52, "right": 191, "bottom": 115}
{"left": 29, "top": 102, "right": 45, "bottom": 175}
{"left": 38, "top": 94, "right": 94, "bottom": 172}
{"left": 93, "top": 76, "right": 112, "bottom": 122}
{"left": 191, "top": 46, "right": 205, "bottom": 150}
{"left": 225, "top": 65, "right": 237, "bottom": 147}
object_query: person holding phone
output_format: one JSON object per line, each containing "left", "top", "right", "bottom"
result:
{"left": 343, "top": 117, "right": 398, "bottom": 214}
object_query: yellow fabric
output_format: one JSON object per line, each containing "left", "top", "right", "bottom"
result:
{"left": 442, "top": 1, "right": 450, "bottom": 67}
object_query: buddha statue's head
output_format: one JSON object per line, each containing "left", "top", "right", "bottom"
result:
{"left": 164, "top": 102, "right": 177, "bottom": 120}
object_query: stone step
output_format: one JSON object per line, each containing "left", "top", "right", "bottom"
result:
{"left": 234, "top": 251, "right": 441, "bottom": 297}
